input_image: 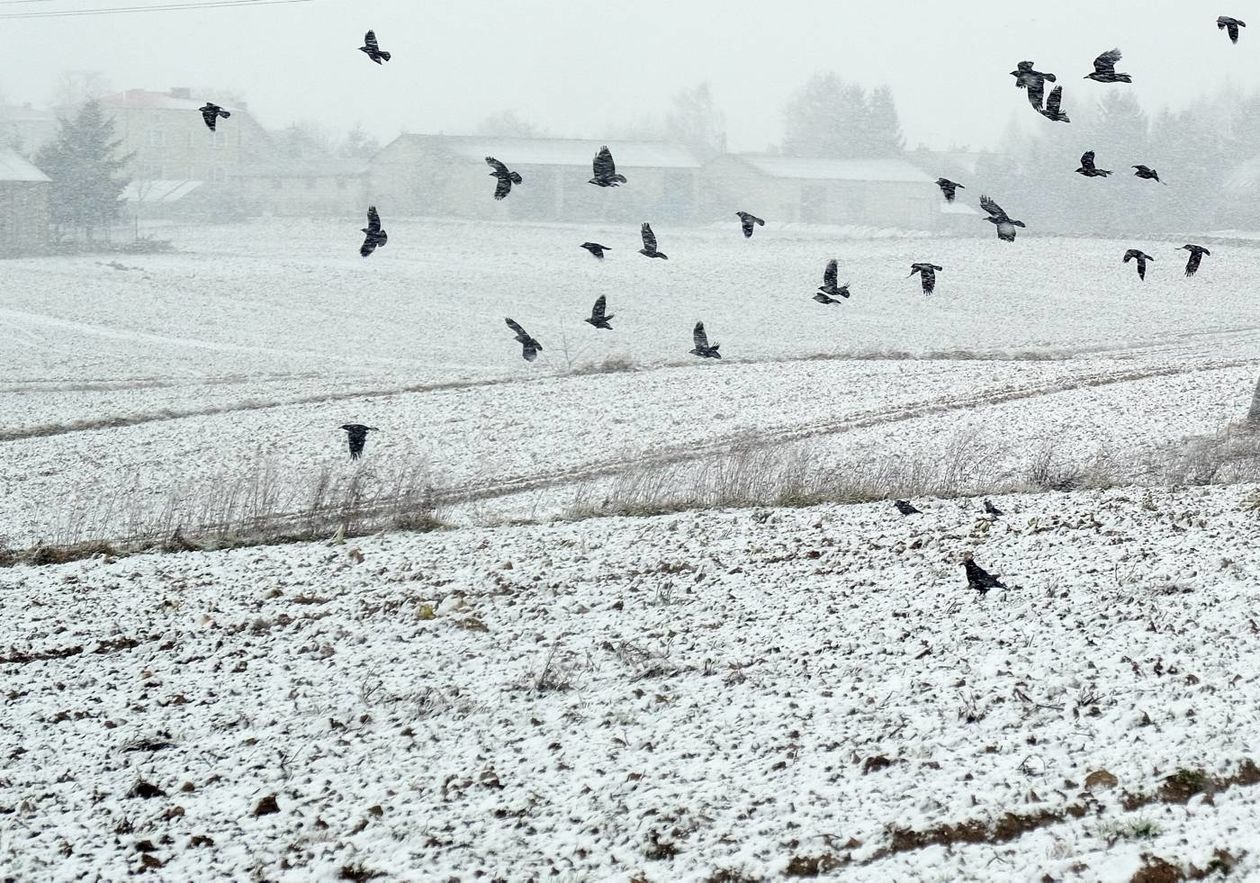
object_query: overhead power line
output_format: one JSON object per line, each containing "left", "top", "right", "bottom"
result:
{"left": 0, "top": 0, "right": 315, "bottom": 18}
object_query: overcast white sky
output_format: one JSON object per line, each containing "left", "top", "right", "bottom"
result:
{"left": 1, "top": 0, "right": 1256, "bottom": 151}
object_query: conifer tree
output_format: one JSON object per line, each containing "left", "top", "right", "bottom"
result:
{"left": 35, "top": 100, "right": 130, "bottom": 242}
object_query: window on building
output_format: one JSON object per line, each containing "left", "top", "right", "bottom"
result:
{"left": 211, "top": 132, "right": 225, "bottom": 150}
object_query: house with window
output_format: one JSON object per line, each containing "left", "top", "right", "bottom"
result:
{"left": 0, "top": 149, "right": 50, "bottom": 256}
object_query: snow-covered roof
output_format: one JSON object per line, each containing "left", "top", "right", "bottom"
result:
{"left": 121, "top": 179, "right": 204, "bottom": 204}
{"left": 228, "top": 160, "right": 368, "bottom": 179}
{"left": 100, "top": 90, "right": 209, "bottom": 112}
{"left": 397, "top": 135, "right": 702, "bottom": 169}
{"left": 737, "top": 155, "right": 936, "bottom": 184}
{"left": 0, "top": 149, "right": 50, "bottom": 182}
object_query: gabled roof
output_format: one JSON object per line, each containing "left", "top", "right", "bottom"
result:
{"left": 100, "top": 90, "right": 211, "bottom": 112}
{"left": 735, "top": 155, "right": 936, "bottom": 184}
{"left": 390, "top": 134, "right": 702, "bottom": 169}
{"left": 0, "top": 149, "right": 50, "bottom": 183}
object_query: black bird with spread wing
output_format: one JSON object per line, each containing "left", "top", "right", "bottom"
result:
{"left": 639, "top": 223, "right": 668, "bottom": 259}
{"left": 1076, "top": 151, "right": 1111, "bottom": 177}
{"left": 1085, "top": 48, "right": 1132, "bottom": 83}
{"left": 486, "top": 156, "right": 523, "bottom": 200}
{"left": 1011, "top": 60, "right": 1057, "bottom": 111}
{"left": 980, "top": 195, "right": 1026, "bottom": 242}
{"left": 506, "top": 318, "right": 542, "bottom": 362}
{"left": 1124, "top": 249, "right": 1154, "bottom": 281}
{"left": 360, "top": 206, "right": 387, "bottom": 257}
{"left": 1133, "top": 164, "right": 1165, "bottom": 184}
{"left": 736, "top": 211, "right": 765, "bottom": 238}
{"left": 199, "top": 102, "right": 230, "bottom": 132}
{"left": 589, "top": 146, "right": 627, "bottom": 187}
{"left": 910, "top": 263, "right": 943, "bottom": 295}
{"left": 894, "top": 500, "right": 921, "bottom": 516}
{"left": 1039, "top": 85, "right": 1070, "bottom": 123}
{"left": 815, "top": 259, "right": 850, "bottom": 303}
{"left": 963, "top": 552, "right": 1007, "bottom": 596}
{"left": 936, "top": 178, "right": 964, "bottom": 202}
{"left": 580, "top": 242, "right": 610, "bottom": 260}
{"left": 341, "top": 424, "right": 377, "bottom": 460}
{"left": 1218, "top": 16, "right": 1246, "bottom": 44}
{"left": 359, "top": 30, "right": 391, "bottom": 64}
{"left": 690, "top": 322, "right": 720, "bottom": 359}
{"left": 585, "top": 296, "right": 614, "bottom": 330}
{"left": 1179, "top": 244, "right": 1211, "bottom": 277}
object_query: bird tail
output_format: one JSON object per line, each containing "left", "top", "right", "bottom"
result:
{"left": 378, "top": 51, "right": 391, "bottom": 61}
{"left": 1117, "top": 74, "right": 1132, "bottom": 83}
{"left": 220, "top": 110, "right": 232, "bottom": 119}
{"left": 613, "top": 174, "right": 627, "bottom": 183}
{"left": 509, "top": 172, "right": 523, "bottom": 184}
{"left": 1044, "top": 73, "right": 1057, "bottom": 82}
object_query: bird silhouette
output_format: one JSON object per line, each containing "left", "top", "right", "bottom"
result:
{"left": 910, "top": 263, "right": 942, "bottom": 295}
{"left": 690, "top": 322, "right": 720, "bottom": 359}
{"left": 1132, "top": 165, "right": 1165, "bottom": 184}
{"left": 505, "top": 318, "right": 542, "bottom": 361}
{"left": 1085, "top": 48, "right": 1131, "bottom": 83}
{"left": 359, "top": 30, "right": 391, "bottom": 64}
{"left": 360, "top": 206, "right": 387, "bottom": 257}
{"left": 817, "top": 259, "right": 850, "bottom": 300}
{"left": 1076, "top": 151, "right": 1111, "bottom": 177}
{"left": 894, "top": 500, "right": 921, "bottom": 516}
{"left": 736, "top": 211, "right": 765, "bottom": 238}
{"left": 936, "top": 178, "right": 964, "bottom": 202}
{"left": 1124, "top": 249, "right": 1154, "bottom": 281}
{"left": 341, "top": 424, "right": 377, "bottom": 460}
{"left": 580, "top": 242, "right": 611, "bottom": 260}
{"left": 199, "top": 102, "right": 230, "bottom": 132}
{"left": 585, "top": 296, "right": 614, "bottom": 330}
{"left": 1039, "top": 86, "right": 1070, "bottom": 123}
{"left": 1179, "top": 244, "right": 1211, "bottom": 277}
{"left": 962, "top": 552, "right": 1007, "bottom": 596}
{"left": 589, "top": 145, "right": 627, "bottom": 187}
{"left": 983, "top": 500, "right": 1004, "bottom": 517}
{"left": 639, "top": 223, "right": 668, "bottom": 259}
{"left": 1012, "top": 61, "right": 1057, "bottom": 112}
{"left": 980, "top": 195, "right": 1026, "bottom": 242}
{"left": 486, "top": 157, "right": 523, "bottom": 200}
{"left": 1218, "top": 16, "right": 1246, "bottom": 44}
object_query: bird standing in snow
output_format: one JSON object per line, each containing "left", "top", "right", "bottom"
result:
{"left": 983, "top": 500, "right": 1004, "bottom": 518}
{"left": 910, "top": 263, "right": 943, "bottom": 295}
{"left": 486, "top": 157, "right": 523, "bottom": 200}
{"left": 980, "top": 195, "right": 1026, "bottom": 242}
{"left": 359, "top": 206, "right": 387, "bottom": 257}
{"left": 1038, "top": 86, "right": 1070, "bottom": 123}
{"left": 1085, "top": 49, "right": 1132, "bottom": 83}
{"left": 580, "top": 242, "right": 611, "bottom": 260}
{"left": 505, "top": 318, "right": 542, "bottom": 362}
{"left": 199, "top": 102, "right": 230, "bottom": 132}
{"left": 589, "top": 146, "right": 627, "bottom": 187}
{"left": 639, "top": 223, "right": 668, "bottom": 260}
{"left": 962, "top": 552, "right": 1007, "bottom": 596}
{"left": 1124, "top": 249, "right": 1155, "bottom": 281}
{"left": 359, "top": 30, "right": 391, "bottom": 64}
{"left": 341, "top": 424, "right": 377, "bottom": 460}
{"left": 736, "top": 211, "right": 765, "bottom": 238}
{"left": 894, "top": 500, "right": 921, "bottom": 516}
{"left": 1218, "top": 16, "right": 1246, "bottom": 44}
{"left": 585, "top": 296, "right": 614, "bottom": 330}
{"left": 816, "top": 259, "right": 850, "bottom": 302}
{"left": 690, "top": 322, "right": 720, "bottom": 359}
{"left": 1179, "top": 244, "right": 1211, "bottom": 277}
{"left": 1076, "top": 151, "right": 1111, "bottom": 178}
{"left": 936, "top": 178, "right": 964, "bottom": 202}
{"left": 1132, "top": 165, "right": 1165, "bottom": 184}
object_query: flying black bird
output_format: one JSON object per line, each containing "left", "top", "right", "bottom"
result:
{"left": 1085, "top": 49, "right": 1132, "bottom": 83}
{"left": 1011, "top": 61, "right": 1056, "bottom": 92}
{"left": 199, "top": 102, "right": 230, "bottom": 132}
{"left": 1039, "top": 85, "right": 1070, "bottom": 123}
{"left": 817, "top": 259, "right": 850, "bottom": 301}
{"left": 894, "top": 500, "right": 921, "bottom": 516}
{"left": 963, "top": 552, "right": 1007, "bottom": 596}
{"left": 1218, "top": 16, "right": 1246, "bottom": 44}
{"left": 580, "top": 242, "right": 611, "bottom": 260}
{"left": 589, "top": 145, "right": 627, "bottom": 187}
{"left": 639, "top": 223, "right": 668, "bottom": 260}
{"left": 359, "top": 30, "right": 391, "bottom": 64}
{"left": 486, "top": 156, "right": 523, "bottom": 200}
{"left": 983, "top": 500, "right": 1004, "bottom": 517}
{"left": 505, "top": 318, "right": 542, "bottom": 362}
{"left": 910, "top": 263, "right": 943, "bottom": 295}
{"left": 585, "top": 295, "right": 614, "bottom": 330}
{"left": 690, "top": 322, "right": 720, "bottom": 359}
{"left": 360, "top": 205, "right": 387, "bottom": 257}
{"left": 1076, "top": 151, "right": 1111, "bottom": 178}
{"left": 936, "top": 178, "right": 964, "bottom": 202}
{"left": 1132, "top": 165, "right": 1165, "bottom": 184}
{"left": 341, "top": 424, "right": 377, "bottom": 460}
{"left": 1179, "top": 244, "right": 1211, "bottom": 277}
{"left": 1124, "top": 249, "right": 1155, "bottom": 281}
{"left": 736, "top": 211, "right": 765, "bottom": 238}
{"left": 980, "top": 195, "right": 1026, "bottom": 242}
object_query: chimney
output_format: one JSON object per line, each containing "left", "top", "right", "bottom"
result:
{"left": 169, "top": 87, "right": 191, "bottom": 100}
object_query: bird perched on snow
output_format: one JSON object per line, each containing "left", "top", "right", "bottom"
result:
{"left": 936, "top": 178, "right": 964, "bottom": 202}
{"left": 1124, "top": 249, "right": 1155, "bottom": 281}
{"left": 736, "top": 211, "right": 765, "bottom": 238}
{"left": 980, "top": 195, "right": 1026, "bottom": 242}
{"left": 1085, "top": 49, "right": 1131, "bottom": 83}
{"left": 341, "top": 424, "right": 377, "bottom": 460}
{"left": 1038, "top": 86, "right": 1070, "bottom": 123}
{"left": 505, "top": 318, "right": 542, "bottom": 361}
{"left": 486, "top": 157, "right": 523, "bottom": 200}
{"left": 690, "top": 322, "right": 720, "bottom": 359}
{"left": 199, "top": 102, "right": 230, "bottom": 132}
{"left": 816, "top": 259, "right": 850, "bottom": 302}
{"left": 894, "top": 500, "right": 921, "bottom": 516}
{"left": 589, "top": 145, "right": 627, "bottom": 187}
{"left": 1011, "top": 60, "right": 1057, "bottom": 111}
{"left": 359, "top": 206, "right": 387, "bottom": 257}
{"left": 983, "top": 500, "right": 1004, "bottom": 517}
{"left": 910, "top": 263, "right": 943, "bottom": 295}
{"left": 962, "top": 552, "right": 1006, "bottom": 596}
{"left": 1179, "top": 244, "right": 1211, "bottom": 277}
{"left": 1218, "top": 16, "right": 1246, "bottom": 44}
{"left": 585, "top": 296, "right": 613, "bottom": 330}
{"left": 1132, "top": 165, "right": 1165, "bottom": 184}
{"left": 358, "top": 30, "right": 391, "bottom": 64}
{"left": 639, "top": 223, "right": 668, "bottom": 260}
{"left": 1076, "top": 151, "right": 1111, "bottom": 178}
{"left": 580, "top": 242, "right": 611, "bottom": 260}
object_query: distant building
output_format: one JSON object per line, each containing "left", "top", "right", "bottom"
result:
{"left": 0, "top": 150, "right": 50, "bottom": 256}
{"left": 227, "top": 159, "right": 369, "bottom": 217}
{"left": 371, "top": 135, "right": 702, "bottom": 222}
{"left": 0, "top": 104, "right": 58, "bottom": 156}
{"left": 702, "top": 154, "right": 940, "bottom": 230}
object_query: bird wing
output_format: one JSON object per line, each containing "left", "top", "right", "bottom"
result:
{"left": 1080, "top": 151, "right": 1096, "bottom": 169}
{"left": 824, "top": 259, "right": 837, "bottom": 288}
{"left": 1187, "top": 251, "right": 1203, "bottom": 274}
{"left": 591, "top": 296, "right": 606, "bottom": 320}
{"left": 360, "top": 236, "right": 377, "bottom": 258}
{"left": 1026, "top": 78, "right": 1045, "bottom": 109}
{"left": 366, "top": 205, "right": 381, "bottom": 233}
{"left": 485, "top": 156, "right": 509, "bottom": 177}
{"left": 364, "top": 30, "right": 379, "bottom": 51}
{"left": 493, "top": 177, "right": 511, "bottom": 200}
{"left": 505, "top": 318, "right": 528, "bottom": 340}
{"left": 979, "top": 195, "right": 1008, "bottom": 221}
{"left": 1094, "top": 48, "right": 1122, "bottom": 73}
{"left": 1045, "top": 85, "right": 1063, "bottom": 114}
{"left": 1123, "top": 249, "right": 1137, "bottom": 262}
{"left": 693, "top": 322, "right": 708, "bottom": 349}
{"left": 593, "top": 145, "right": 615, "bottom": 178}
{"left": 641, "top": 223, "right": 657, "bottom": 251}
